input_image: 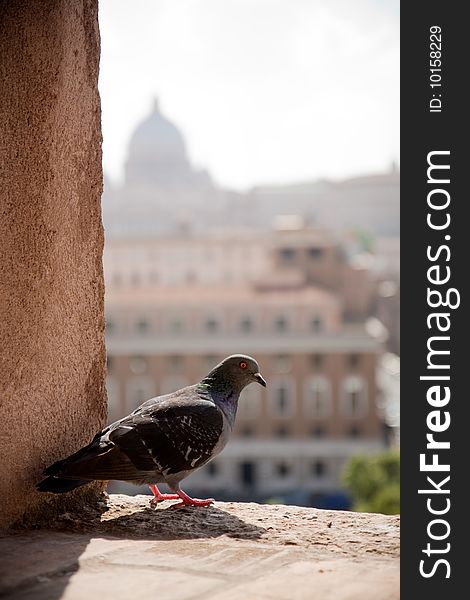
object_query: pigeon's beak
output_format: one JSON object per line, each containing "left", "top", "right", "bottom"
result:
{"left": 253, "top": 372, "right": 267, "bottom": 387}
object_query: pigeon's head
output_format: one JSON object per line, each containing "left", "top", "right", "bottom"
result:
{"left": 207, "top": 354, "right": 267, "bottom": 392}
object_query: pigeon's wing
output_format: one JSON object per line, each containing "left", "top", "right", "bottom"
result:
{"left": 41, "top": 387, "right": 224, "bottom": 484}
{"left": 41, "top": 428, "right": 154, "bottom": 482}
{"left": 110, "top": 400, "right": 224, "bottom": 477}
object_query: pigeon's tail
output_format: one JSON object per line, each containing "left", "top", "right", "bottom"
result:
{"left": 36, "top": 432, "right": 110, "bottom": 494}
{"left": 36, "top": 428, "right": 146, "bottom": 493}
{"left": 36, "top": 476, "right": 89, "bottom": 494}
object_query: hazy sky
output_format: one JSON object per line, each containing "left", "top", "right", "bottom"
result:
{"left": 99, "top": 0, "right": 399, "bottom": 190}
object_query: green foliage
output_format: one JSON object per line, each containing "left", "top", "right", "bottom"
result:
{"left": 342, "top": 450, "right": 400, "bottom": 515}
{"left": 354, "top": 229, "right": 374, "bottom": 252}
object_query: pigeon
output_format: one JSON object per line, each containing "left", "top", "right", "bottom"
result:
{"left": 37, "top": 354, "right": 266, "bottom": 508}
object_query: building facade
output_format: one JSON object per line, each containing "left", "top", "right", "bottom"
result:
{"left": 104, "top": 232, "right": 385, "bottom": 505}
{"left": 102, "top": 99, "right": 397, "bottom": 506}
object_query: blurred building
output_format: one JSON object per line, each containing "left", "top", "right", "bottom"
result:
{"left": 103, "top": 100, "right": 400, "bottom": 240}
{"left": 102, "top": 99, "right": 399, "bottom": 506}
{"left": 104, "top": 227, "right": 386, "bottom": 506}
{"left": 102, "top": 99, "right": 229, "bottom": 236}
{"left": 104, "top": 221, "right": 375, "bottom": 318}
{"left": 241, "top": 168, "right": 400, "bottom": 236}
{"left": 376, "top": 353, "right": 400, "bottom": 446}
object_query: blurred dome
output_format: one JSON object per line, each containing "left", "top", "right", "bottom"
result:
{"left": 124, "top": 99, "right": 191, "bottom": 185}
{"left": 129, "top": 99, "right": 186, "bottom": 161}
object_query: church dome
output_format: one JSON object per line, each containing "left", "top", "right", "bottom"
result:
{"left": 124, "top": 99, "right": 191, "bottom": 186}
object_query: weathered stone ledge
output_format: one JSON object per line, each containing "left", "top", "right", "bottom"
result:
{"left": 0, "top": 494, "right": 399, "bottom": 599}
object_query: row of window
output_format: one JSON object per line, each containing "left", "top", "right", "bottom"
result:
{"left": 106, "top": 314, "right": 325, "bottom": 335}
{"left": 108, "top": 245, "right": 259, "bottom": 264}
{"left": 107, "top": 353, "right": 363, "bottom": 375}
{"left": 107, "top": 253, "right": 325, "bottom": 288}
{"left": 236, "top": 424, "right": 364, "bottom": 439}
{"left": 107, "top": 375, "right": 369, "bottom": 420}
{"left": 205, "top": 458, "right": 330, "bottom": 485}
{"left": 278, "top": 246, "right": 325, "bottom": 261}
{"left": 243, "top": 376, "right": 368, "bottom": 419}
{"left": 109, "top": 270, "right": 260, "bottom": 287}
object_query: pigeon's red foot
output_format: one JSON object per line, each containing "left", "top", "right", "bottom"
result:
{"left": 170, "top": 489, "right": 215, "bottom": 508}
{"left": 149, "top": 484, "right": 180, "bottom": 507}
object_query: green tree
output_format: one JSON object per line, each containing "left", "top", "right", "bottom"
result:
{"left": 342, "top": 450, "right": 400, "bottom": 515}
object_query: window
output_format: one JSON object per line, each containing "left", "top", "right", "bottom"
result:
{"left": 274, "top": 316, "right": 289, "bottom": 332}
{"left": 279, "top": 248, "right": 296, "bottom": 261}
{"left": 204, "top": 355, "right": 219, "bottom": 371}
{"left": 106, "top": 377, "right": 120, "bottom": 423}
{"left": 342, "top": 376, "right": 368, "bottom": 418}
{"left": 273, "top": 354, "right": 292, "bottom": 374}
{"left": 205, "top": 317, "right": 219, "bottom": 333}
{"left": 271, "top": 380, "right": 294, "bottom": 418}
{"left": 238, "top": 385, "right": 261, "bottom": 419}
{"left": 160, "top": 376, "right": 189, "bottom": 395}
{"left": 240, "top": 461, "right": 256, "bottom": 487}
{"left": 129, "top": 356, "right": 147, "bottom": 374}
{"left": 105, "top": 319, "right": 115, "bottom": 335}
{"left": 278, "top": 388, "right": 288, "bottom": 413}
{"left": 310, "top": 353, "right": 324, "bottom": 369}
{"left": 136, "top": 318, "right": 150, "bottom": 334}
{"left": 131, "top": 272, "right": 141, "bottom": 287}
{"left": 348, "top": 353, "right": 361, "bottom": 368}
{"left": 303, "top": 377, "right": 331, "bottom": 418}
{"left": 311, "top": 316, "right": 323, "bottom": 332}
{"left": 132, "top": 385, "right": 149, "bottom": 405}
{"left": 240, "top": 316, "right": 254, "bottom": 333}
{"left": 348, "top": 425, "right": 361, "bottom": 438}
{"left": 312, "top": 460, "right": 327, "bottom": 477}
{"left": 275, "top": 426, "right": 289, "bottom": 438}
{"left": 311, "top": 425, "right": 326, "bottom": 438}
{"left": 276, "top": 462, "right": 291, "bottom": 477}
{"left": 126, "top": 378, "right": 154, "bottom": 411}
{"left": 167, "top": 355, "right": 184, "bottom": 372}
{"left": 307, "top": 247, "right": 324, "bottom": 259}
{"left": 207, "top": 462, "right": 218, "bottom": 477}
{"left": 169, "top": 318, "right": 184, "bottom": 333}
{"left": 149, "top": 271, "right": 159, "bottom": 284}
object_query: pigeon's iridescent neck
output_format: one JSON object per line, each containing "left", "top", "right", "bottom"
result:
{"left": 197, "top": 380, "right": 240, "bottom": 426}
{"left": 212, "top": 389, "right": 239, "bottom": 425}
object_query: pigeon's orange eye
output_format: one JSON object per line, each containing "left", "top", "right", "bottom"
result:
{"left": 239, "top": 361, "right": 248, "bottom": 369}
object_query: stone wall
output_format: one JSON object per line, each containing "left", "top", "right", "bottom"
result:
{"left": 0, "top": 0, "right": 106, "bottom": 528}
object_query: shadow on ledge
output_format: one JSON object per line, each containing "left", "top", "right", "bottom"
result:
{"left": 101, "top": 505, "right": 266, "bottom": 540}
{"left": 0, "top": 497, "right": 266, "bottom": 599}
{"left": 45, "top": 495, "right": 267, "bottom": 541}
